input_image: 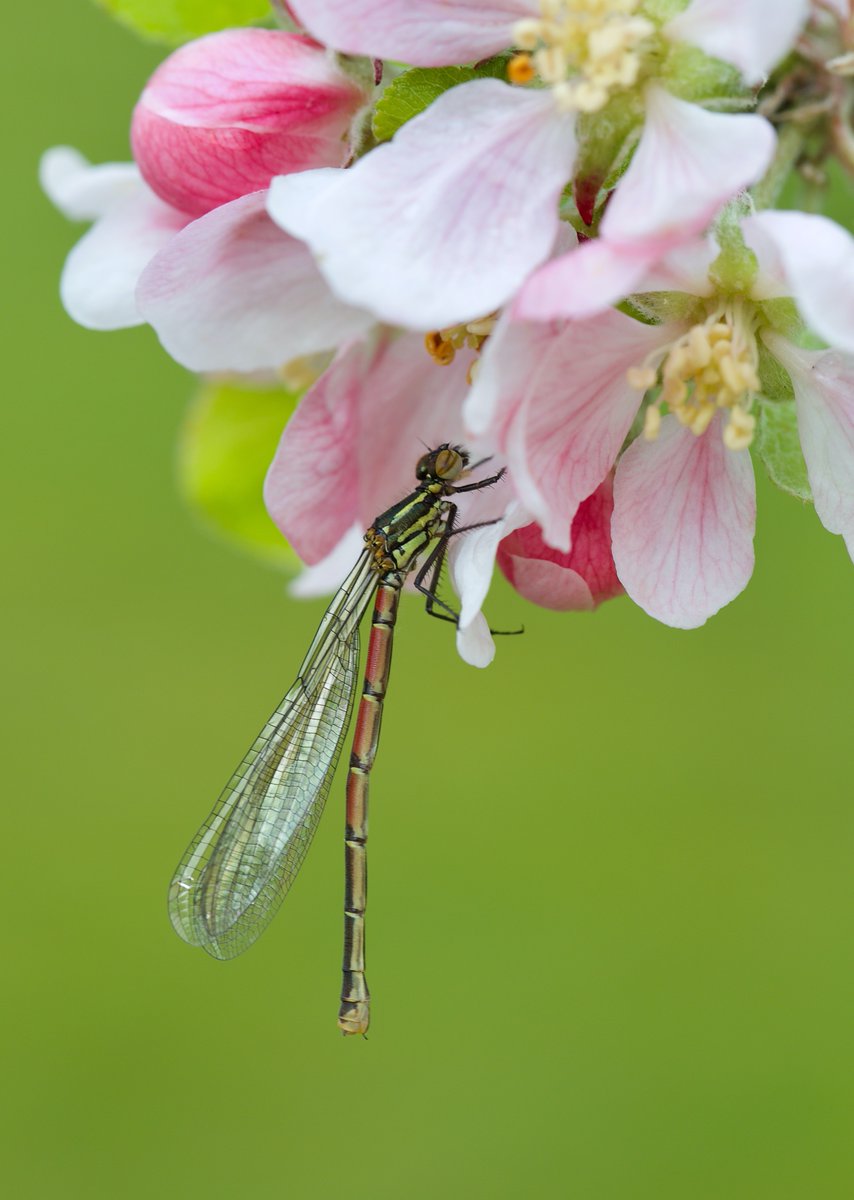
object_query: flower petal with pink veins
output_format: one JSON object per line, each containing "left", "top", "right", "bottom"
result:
{"left": 665, "top": 0, "right": 808, "bottom": 86}
{"left": 743, "top": 211, "right": 854, "bottom": 354}
{"left": 137, "top": 191, "right": 373, "bottom": 372}
{"left": 612, "top": 413, "right": 756, "bottom": 627}
{"left": 264, "top": 341, "right": 367, "bottom": 564}
{"left": 288, "top": 0, "right": 529, "bottom": 66}
{"left": 764, "top": 334, "right": 854, "bottom": 558}
{"left": 602, "top": 87, "right": 775, "bottom": 245}
{"left": 497, "top": 475, "right": 623, "bottom": 610}
{"left": 40, "top": 149, "right": 189, "bottom": 330}
{"left": 466, "top": 309, "right": 675, "bottom": 550}
{"left": 268, "top": 81, "right": 576, "bottom": 328}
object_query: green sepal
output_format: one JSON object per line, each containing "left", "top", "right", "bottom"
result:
{"left": 372, "top": 58, "right": 510, "bottom": 143}
{"left": 623, "top": 290, "right": 706, "bottom": 325}
{"left": 574, "top": 92, "right": 643, "bottom": 225}
{"left": 179, "top": 378, "right": 302, "bottom": 569}
{"left": 660, "top": 41, "right": 746, "bottom": 106}
{"left": 755, "top": 398, "right": 813, "bottom": 503}
{"left": 758, "top": 297, "right": 803, "bottom": 342}
{"left": 94, "top": 0, "right": 270, "bottom": 43}
{"left": 757, "top": 340, "right": 795, "bottom": 402}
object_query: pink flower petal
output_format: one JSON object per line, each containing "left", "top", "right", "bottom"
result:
{"left": 287, "top": 0, "right": 530, "bottom": 65}
{"left": 136, "top": 191, "right": 373, "bottom": 372}
{"left": 515, "top": 238, "right": 661, "bottom": 320}
{"left": 612, "top": 413, "right": 756, "bottom": 627}
{"left": 516, "top": 228, "right": 718, "bottom": 321}
{"left": 264, "top": 340, "right": 367, "bottom": 564}
{"left": 265, "top": 332, "right": 480, "bottom": 562}
{"left": 743, "top": 211, "right": 854, "bottom": 354}
{"left": 665, "top": 0, "right": 808, "bottom": 86}
{"left": 764, "top": 334, "right": 854, "bottom": 558}
{"left": 466, "top": 309, "right": 675, "bottom": 550}
{"left": 132, "top": 30, "right": 369, "bottom": 216}
{"left": 268, "top": 81, "right": 576, "bottom": 328}
{"left": 497, "top": 474, "right": 623, "bottom": 610}
{"left": 602, "top": 86, "right": 775, "bottom": 245}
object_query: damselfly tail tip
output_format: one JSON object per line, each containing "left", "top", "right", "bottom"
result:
{"left": 338, "top": 1000, "right": 370, "bottom": 1036}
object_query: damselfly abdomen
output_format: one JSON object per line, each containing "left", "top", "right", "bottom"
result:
{"left": 168, "top": 444, "right": 505, "bottom": 1035}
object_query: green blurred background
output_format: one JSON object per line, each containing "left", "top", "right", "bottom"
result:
{"left": 5, "top": 4, "right": 854, "bottom": 1196}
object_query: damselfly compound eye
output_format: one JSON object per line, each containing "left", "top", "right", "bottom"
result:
{"left": 434, "top": 447, "right": 467, "bottom": 480}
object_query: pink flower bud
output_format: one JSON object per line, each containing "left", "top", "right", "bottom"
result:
{"left": 131, "top": 29, "right": 370, "bottom": 217}
{"left": 497, "top": 475, "right": 623, "bottom": 611}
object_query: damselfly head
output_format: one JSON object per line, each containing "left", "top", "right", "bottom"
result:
{"left": 415, "top": 443, "right": 469, "bottom": 483}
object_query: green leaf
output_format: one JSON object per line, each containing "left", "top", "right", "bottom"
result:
{"left": 756, "top": 399, "right": 813, "bottom": 503}
{"left": 372, "top": 59, "right": 509, "bottom": 143}
{"left": 179, "top": 378, "right": 302, "bottom": 568}
{"left": 94, "top": 0, "right": 270, "bottom": 43}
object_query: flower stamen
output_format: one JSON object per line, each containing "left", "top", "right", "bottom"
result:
{"left": 424, "top": 313, "right": 499, "bottom": 368}
{"left": 629, "top": 301, "right": 760, "bottom": 450}
{"left": 511, "top": 0, "right": 655, "bottom": 113}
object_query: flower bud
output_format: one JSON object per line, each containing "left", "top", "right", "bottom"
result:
{"left": 497, "top": 476, "right": 623, "bottom": 611}
{"left": 131, "top": 29, "right": 370, "bottom": 217}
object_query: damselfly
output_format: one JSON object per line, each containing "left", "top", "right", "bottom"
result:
{"left": 169, "top": 443, "right": 507, "bottom": 1035}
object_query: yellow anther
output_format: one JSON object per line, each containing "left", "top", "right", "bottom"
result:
{"left": 425, "top": 313, "right": 497, "bottom": 372}
{"left": 508, "top": 53, "right": 537, "bottom": 85}
{"left": 628, "top": 300, "right": 761, "bottom": 450}
{"left": 514, "top": 20, "right": 541, "bottom": 51}
{"left": 723, "top": 406, "right": 756, "bottom": 451}
{"left": 424, "top": 331, "right": 455, "bottom": 366}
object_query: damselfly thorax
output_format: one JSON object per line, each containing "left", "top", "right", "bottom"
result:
{"left": 168, "top": 444, "right": 508, "bottom": 1035}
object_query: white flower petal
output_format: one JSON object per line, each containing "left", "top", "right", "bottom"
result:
{"left": 40, "top": 147, "right": 141, "bottom": 220}
{"left": 612, "top": 414, "right": 756, "bottom": 627}
{"left": 602, "top": 86, "right": 775, "bottom": 245}
{"left": 449, "top": 499, "right": 528, "bottom": 629}
{"left": 289, "top": 525, "right": 366, "bottom": 596}
{"left": 268, "top": 81, "right": 576, "bottom": 328}
{"left": 455, "top": 612, "right": 496, "bottom": 669}
{"left": 60, "top": 190, "right": 187, "bottom": 330}
{"left": 743, "top": 211, "right": 854, "bottom": 354}
{"left": 764, "top": 334, "right": 854, "bottom": 558}
{"left": 137, "top": 191, "right": 374, "bottom": 372}
{"left": 665, "top": 0, "right": 808, "bottom": 86}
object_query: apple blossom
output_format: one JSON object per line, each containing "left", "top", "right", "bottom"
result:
{"left": 131, "top": 29, "right": 372, "bottom": 217}
{"left": 268, "top": 0, "right": 806, "bottom": 329}
{"left": 470, "top": 206, "right": 854, "bottom": 626}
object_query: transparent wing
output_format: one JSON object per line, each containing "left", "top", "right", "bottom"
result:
{"left": 168, "top": 551, "right": 375, "bottom": 960}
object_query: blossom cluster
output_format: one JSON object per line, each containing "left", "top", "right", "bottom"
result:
{"left": 43, "top": 0, "right": 854, "bottom": 664}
